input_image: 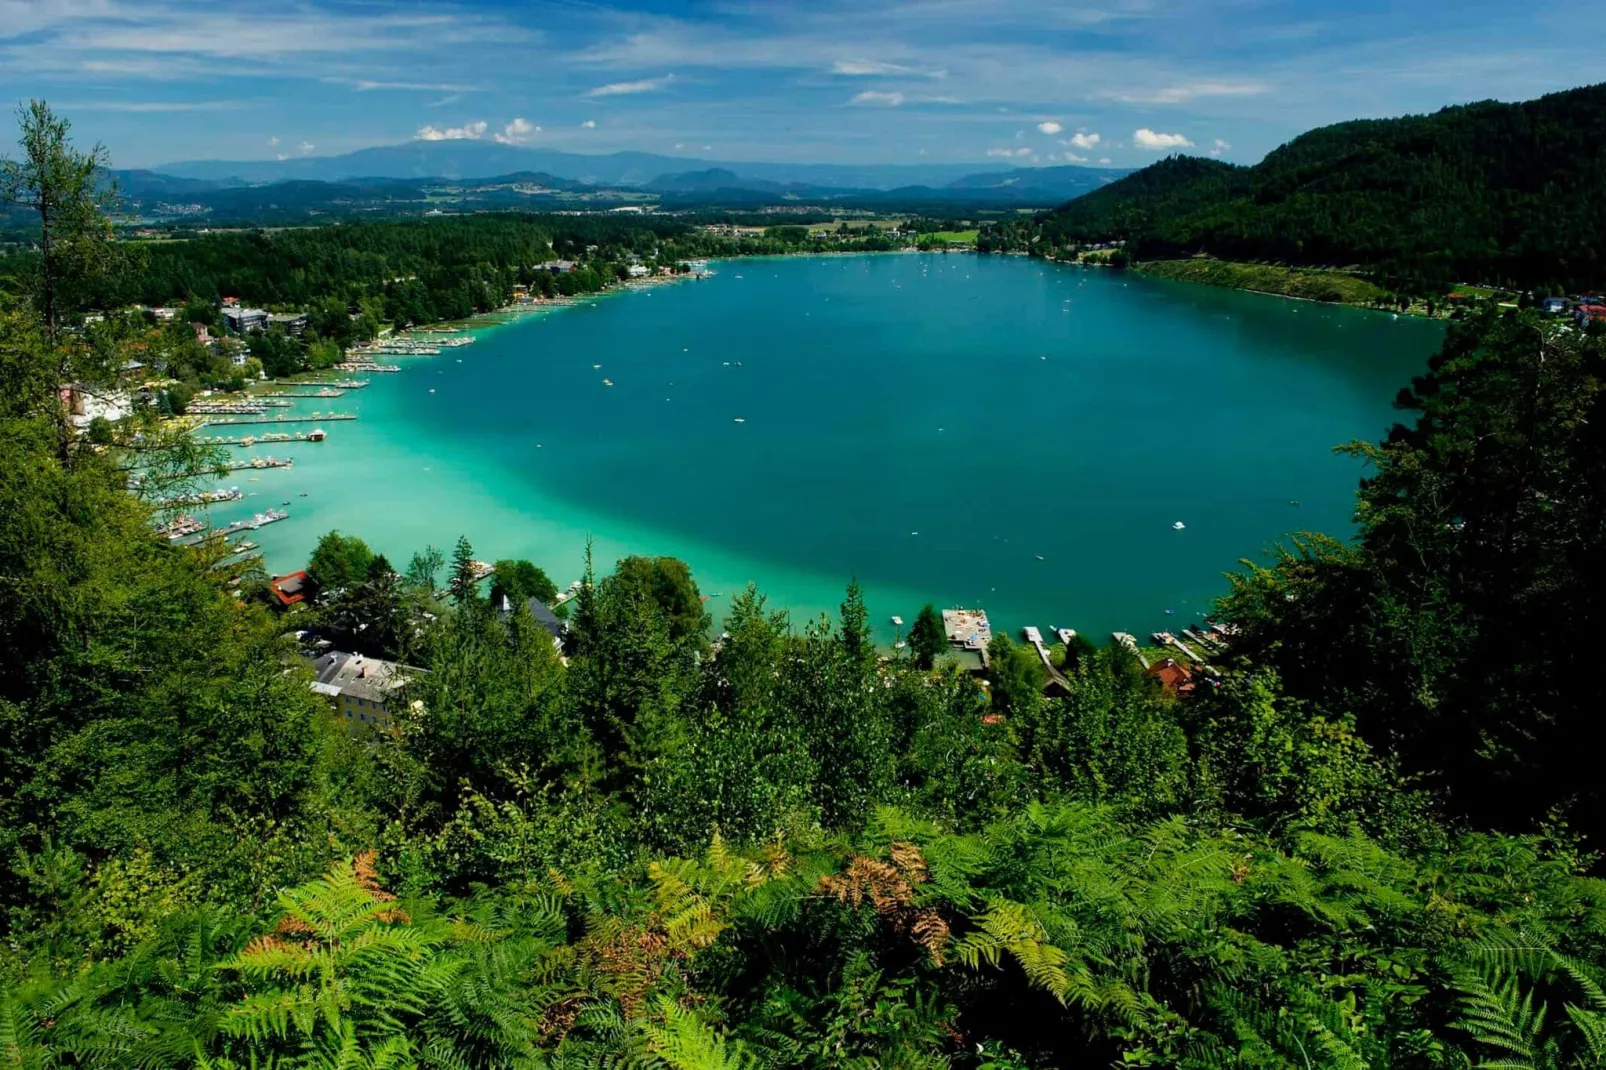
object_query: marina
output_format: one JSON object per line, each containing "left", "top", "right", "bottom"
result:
{"left": 198, "top": 429, "right": 327, "bottom": 446}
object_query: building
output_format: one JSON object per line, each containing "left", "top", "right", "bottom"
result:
{"left": 498, "top": 594, "right": 566, "bottom": 653}
{"left": 547, "top": 259, "right": 577, "bottom": 273}
{"left": 308, "top": 651, "right": 421, "bottom": 730}
{"left": 193, "top": 322, "right": 212, "bottom": 345}
{"left": 222, "top": 306, "right": 268, "bottom": 334}
{"left": 1574, "top": 304, "right": 1606, "bottom": 326}
{"left": 59, "top": 383, "right": 131, "bottom": 431}
{"left": 269, "top": 570, "right": 310, "bottom": 607}
{"left": 1147, "top": 658, "right": 1195, "bottom": 697}
{"left": 1541, "top": 297, "right": 1571, "bottom": 314}
{"left": 627, "top": 263, "right": 650, "bottom": 278}
{"left": 270, "top": 312, "right": 309, "bottom": 336}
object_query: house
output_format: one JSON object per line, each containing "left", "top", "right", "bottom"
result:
{"left": 222, "top": 306, "right": 268, "bottom": 333}
{"left": 498, "top": 593, "right": 566, "bottom": 653}
{"left": 547, "top": 259, "right": 577, "bottom": 273}
{"left": 1147, "top": 658, "right": 1195, "bottom": 697}
{"left": 193, "top": 322, "right": 212, "bottom": 345}
{"left": 60, "top": 382, "right": 131, "bottom": 430}
{"left": 308, "top": 650, "right": 421, "bottom": 730}
{"left": 150, "top": 306, "right": 178, "bottom": 321}
{"left": 627, "top": 263, "right": 650, "bottom": 278}
{"left": 1574, "top": 304, "right": 1606, "bottom": 326}
{"left": 269, "top": 312, "right": 309, "bottom": 336}
{"left": 1541, "top": 297, "right": 1570, "bottom": 314}
{"left": 221, "top": 296, "right": 240, "bottom": 307}
{"left": 269, "top": 570, "right": 310, "bottom": 607}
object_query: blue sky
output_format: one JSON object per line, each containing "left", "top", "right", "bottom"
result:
{"left": 3, "top": 0, "right": 1604, "bottom": 170}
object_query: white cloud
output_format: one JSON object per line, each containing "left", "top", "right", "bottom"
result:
{"left": 1036, "top": 120, "right": 1063, "bottom": 134}
{"left": 1098, "top": 157, "right": 1112, "bottom": 164}
{"left": 850, "top": 90, "right": 904, "bottom": 106}
{"left": 1133, "top": 128, "right": 1193, "bottom": 150}
{"left": 1209, "top": 137, "right": 1232, "bottom": 157}
{"left": 276, "top": 153, "right": 288, "bottom": 161}
{"left": 298, "top": 140, "right": 315, "bottom": 154}
{"left": 1105, "top": 81, "right": 1267, "bottom": 104}
{"left": 1064, "top": 152, "right": 1089, "bottom": 163}
{"left": 986, "top": 146, "right": 1034, "bottom": 158}
{"left": 414, "top": 121, "right": 488, "bottom": 141}
{"left": 585, "top": 73, "right": 675, "bottom": 97}
{"left": 1067, "top": 131, "right": 1101, "bottom": 150}
{"left": 674, "top": 142, "right": 685, "bottom": 149}
{"left": 350, "top": 79, "right": 474, "bottom": 92}
{"left": 267, "top": 136, "right": 279, "bottom": 147}
{"left": 581, "top": 119, "right": 596, "bottom": 128}
{"left": 493, "top": 117, "right": 539, "bottom": 144}
{"left": 833, "top": 59, "right": 911, "bottom": 75}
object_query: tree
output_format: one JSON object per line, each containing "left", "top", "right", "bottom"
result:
{"left": 839, "top": 579, "right": 872, "bottom": 664}
{"left": 448, "top": 535, "right": 480, "bottom": 606}
{"left": 306, "top": 530, "right": 374, "bottom": 593}
{"left": 489, "top": 558, "right": 558, "bottom": 608}
{"left": 909, "top": 604, "right": 947, "bottom": 669}
{"left": 1, "top": 100, "right": 120, "bottom": 345}
{"left": 405, "top": 545, "right": 444, "bottom": 592}
{"left": 607, "top": 555, "right": 707, "bottom": 644}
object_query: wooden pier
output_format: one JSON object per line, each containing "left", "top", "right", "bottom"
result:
{"left": 200, "top": 414, "right": 357, "bottom": 427}
{"left": 1022, "top": 626, "right": 1073, "bottom": 691}
{"left": 197, "top": 429, "right": 327, "bottom": 446}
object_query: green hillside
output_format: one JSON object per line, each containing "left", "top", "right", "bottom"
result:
{"left": 1023, "top": 83, "right": 1606, "bottom": 291}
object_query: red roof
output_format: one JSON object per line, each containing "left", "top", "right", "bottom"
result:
{"left": 1147, "top": 658, "right": 1195, "bottom": 695}
{"left": 270, "top": 570, "right": 309, "bottom": 606}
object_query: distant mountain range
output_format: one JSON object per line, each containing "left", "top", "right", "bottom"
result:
{"left": 154, "top": 142, "right": 1041, "bottom": 191}
{"left": 88, "top": 149, "right": 1129, "bottom": 225}
{"left": 1035, "top": 82, "right": 1606, "bottom": 290}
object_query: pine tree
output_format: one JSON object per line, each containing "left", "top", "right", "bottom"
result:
{"left": 909, "top": 604, "right": 946, "bottom": 670}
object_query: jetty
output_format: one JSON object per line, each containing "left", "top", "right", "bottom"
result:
{"left": 276, "top": 379, "right": 368, "bottom": 389}
{"left": 1023, "top": 626, "right": 1073, "bottom": 691}
{"left": 1112, "top": 632, "right": 1150, "bottom": 670}
{"left": 156, "top": 487, "right": 244, "bottom": 508}
{"left": 200, "top": 414, "right": 356, "bottom": 427}
{"left": 335, "top": 361, "right": 401, "bottom": 372}
{"left": 173, "top": 509, "right": 289, "bottom": 544}
{"left": 187, "top": 400, "right": 292, "bottom": 414}
{"left": 943, "top": 607, "right": 992, "bottom": 651}
{"left": 258, "top": 389, "right": 344, "bottom": 399}
{"left": 1151, "top": 631, "right": 1203, "bottom": 663}
{"left": 198, "top": 429, "right": 327, "bottom": 446}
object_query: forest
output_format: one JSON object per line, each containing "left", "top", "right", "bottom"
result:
{"left": 8, "top": 103, "right": 1606, "bottom": 1069}
{"left": 987, "top": 82, "right": 1606, "bottom": 293}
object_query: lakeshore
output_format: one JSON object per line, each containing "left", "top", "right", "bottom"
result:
{"left": 192, "top": 252, "right": 1442, "bottom": 640}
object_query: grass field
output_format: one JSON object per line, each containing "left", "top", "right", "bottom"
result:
{"left": 1137, "top": 258, "right": 1393, "bottom": 306}
{"left": 927, "top": 229, "right": 980, "bottom": 243}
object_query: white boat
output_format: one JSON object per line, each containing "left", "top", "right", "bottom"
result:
{"left": 1173, "top": 521, "right": 1186, "bottom": 530}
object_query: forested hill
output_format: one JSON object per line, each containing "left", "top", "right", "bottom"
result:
{"left": 1027, "top": 82, "right": 1606, "bottom": 291}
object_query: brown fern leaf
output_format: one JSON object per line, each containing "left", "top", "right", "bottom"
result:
{"left": 275, "top": 914, "right": 317, "bottom": 936}
{"left": 374, "top": 906, "right": 413, "bottom": 925}
{"left": 353, "top": 850, "right": 396, "bottom": 901}
{"left": 910, "top": 908, "right": 950, "bottom": 966}
{"left": 889, "top": 841, "right": 928, "bottom": 883}
{"left": 539, "top": 996, "right": 584, "bottom": 1042}
{"left": 243, "top": 934, "right": 290, "bottom": 956}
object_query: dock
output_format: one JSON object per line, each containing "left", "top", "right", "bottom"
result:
{"left": 1023, "top": 626, "right": 1073, "bottom": 691}
{"left": 1112, "top": 632, "right": 1150, "bottom": 670}
{"left": 1056, "top": 628, "right": 1076, "bottom": 646}
{"left": 197, "top": 429, "right": 327, "bottom": 447}
{"left": 200, "top": 414, "right": 356, "bottom": 427}
{"left": 276, "top": 379, "right": 368, "bottom": 389}
{"left": 173, "top": 509, "right": 289, "bottom": 544}
{"left": 1152, "top": 632, "right": 1203, "bottom": 662}
{"left": 257, "top": 389, "right": 344, "bottom": 399}
{"left": 943, "top": 607, "right": 992, "bottom": 651}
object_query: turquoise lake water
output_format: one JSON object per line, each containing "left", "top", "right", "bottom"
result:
{"left": 203, "top": 253, "right": 1443, "bottom": 641}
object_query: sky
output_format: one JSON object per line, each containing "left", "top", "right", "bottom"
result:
{"left": 2, "top": 0, "right": 1604, "bottom": 171}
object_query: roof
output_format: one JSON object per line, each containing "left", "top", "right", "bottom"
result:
{"left": 270, "top": 570, "right": 309, "bottom": 606}
{"left": 310, "top": 650, "right": 419, "bottom": 705}
{"left": 1147, "top": 658, "right": 1195, "bottom": 695}
{"left": 498, "top": 593, "right": 566, "bottom": 642}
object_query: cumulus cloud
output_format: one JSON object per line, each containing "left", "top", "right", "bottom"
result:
{"left": 581, "top": 119, "right": 596, "bottom": 128}
{"left": 986, "top": 146, "right": 1034, "bottom": 158}
{"left": 586, "top": 74, "right": 675, "bottom": 97}
{"left": 493, "top": 117, "right": 539, "bottom": 144}
{"left": 1209, "top": 137, "right": 1231, "bottom": 157}
{"left": 1036, "top": 120, "right": 1063, "bottom": 134}
{"left": 850, "top": 90, "right": 905, "bottom": 106}
{"left": 415, "top": 121, "right": 488, "bottom": 141}
{"left": 298, "top": 140, "right": 315, "bottom": 154}
{"left": 1063, "top": 152, "right": 1089, "bottom": 163}
{"left": 1066, "top": 131, "right": 1101, "bottom": 150}
{"left": 1133, "top": 128, "right": 1193, "bottom": 150}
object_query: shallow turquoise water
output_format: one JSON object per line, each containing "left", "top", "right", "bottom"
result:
{"left": 203, "top": 253, "right": 1442, "bottom": 640}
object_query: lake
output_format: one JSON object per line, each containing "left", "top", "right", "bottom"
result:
{"left": 208, "top": 253, "right": 1443, "bottom": 641}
